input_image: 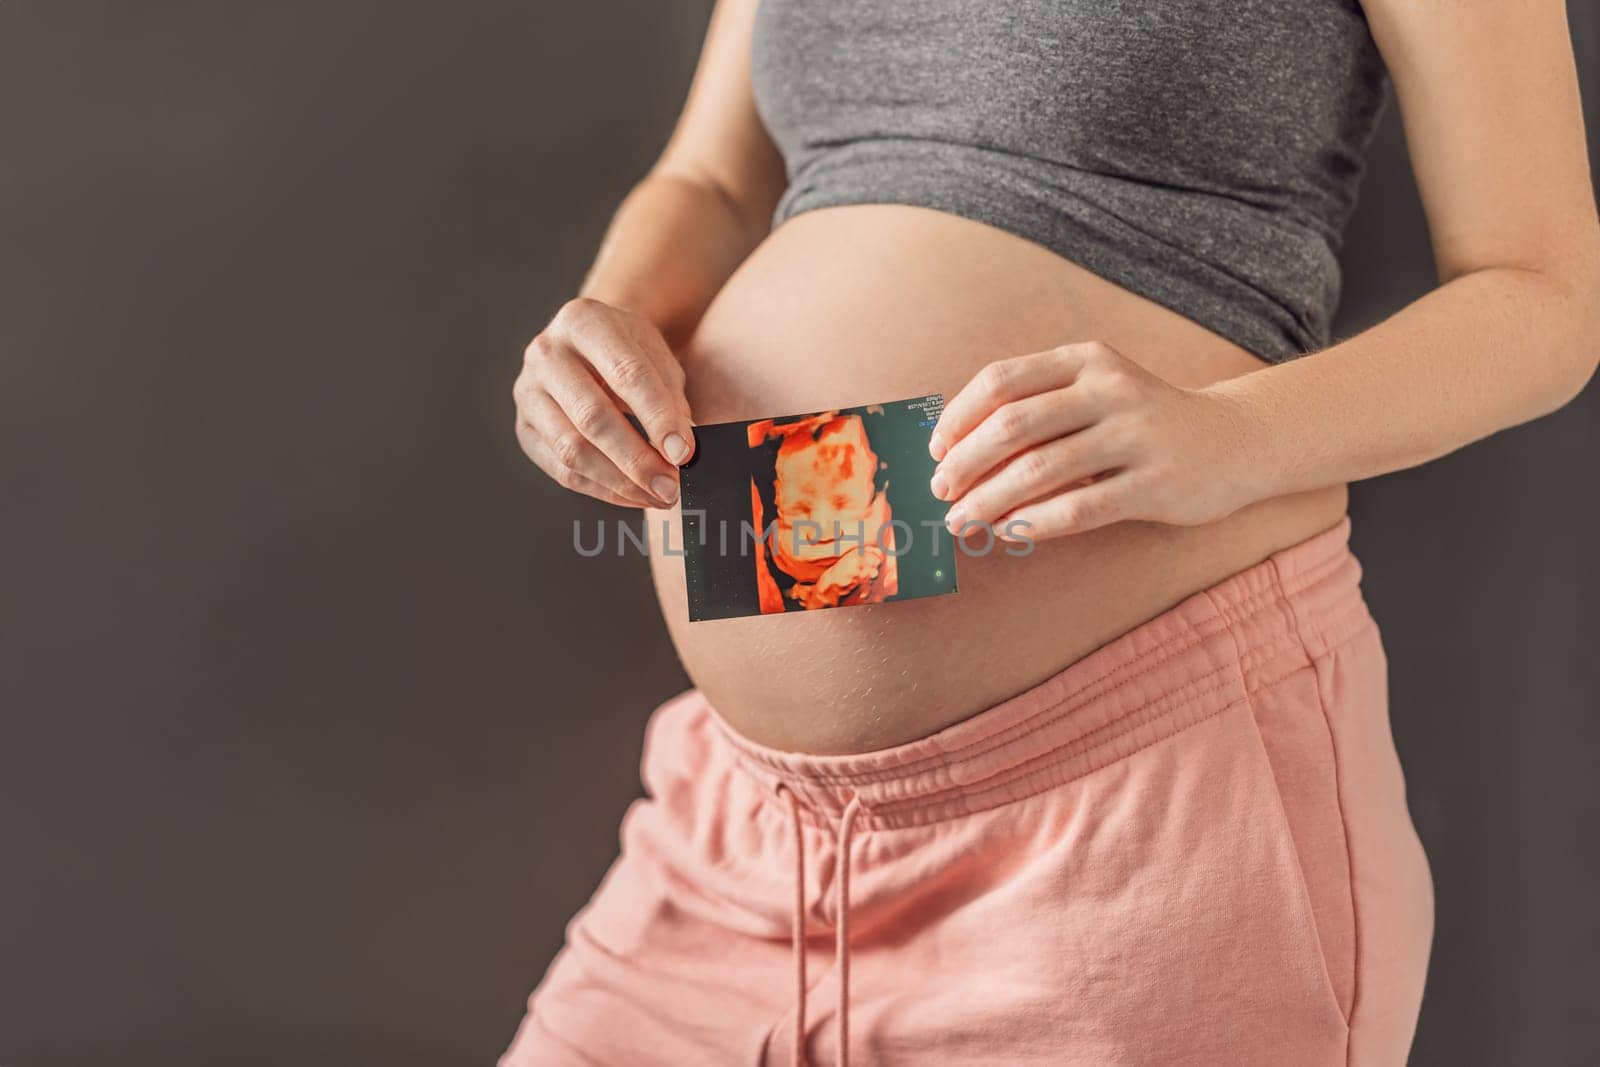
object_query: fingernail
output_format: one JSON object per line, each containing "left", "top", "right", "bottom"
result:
{"left": 930, "top": 470, "right": 949, "bottom": 500}
{"left": 945, "top": 507, "right": 966, "bottom": 534}
{"left": 651, "top": 475, "right": 678, "bottom": 504}
{"left": 663, "top": 432, "right": 691, "bottom": 465}
{"left": 929, "top": 433, "right": 946, "bottom": 461}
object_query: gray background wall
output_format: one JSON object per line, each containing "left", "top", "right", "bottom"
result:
{"left": 1, "top": 2, "right": 1595, "bottom": 1064}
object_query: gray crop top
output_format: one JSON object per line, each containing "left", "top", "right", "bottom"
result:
{"left": 749, "top": 0, "right": 1390, "bottom": 362}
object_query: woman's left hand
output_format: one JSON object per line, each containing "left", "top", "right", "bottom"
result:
{"left": 929, "top": 341, "right": 1269, "bottom": 542}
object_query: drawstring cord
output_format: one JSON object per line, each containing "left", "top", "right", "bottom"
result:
{"left": 776, "top": 784, "right": 863, "bottom": 1067}
{"left": 834, "top": 793, "right": 862, "bottom": 1067}
{"left": 778, "top": 785, "right": 809, "bottom": 1067}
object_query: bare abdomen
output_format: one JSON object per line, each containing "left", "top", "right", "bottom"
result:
{"left": 647, "top": 205, "right": 1346, "bottom": 754}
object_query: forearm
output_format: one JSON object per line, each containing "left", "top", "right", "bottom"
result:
{"left": 1214, "top": 265, "right": 1600, "bottom": 500}
{"left": 579, "top": 171, "right": 770, "bottom": 348}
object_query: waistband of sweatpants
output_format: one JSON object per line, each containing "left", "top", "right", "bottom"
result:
{"left": 713, "top": 517, "right": 1373, "bottom": 830}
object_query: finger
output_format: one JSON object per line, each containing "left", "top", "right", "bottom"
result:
{"left": 558, "top": 301, "right": 695, "bottom": 465}
{"left": 944, "top": 427, "right": 1120, "bottom": 531}
{"left": 931, "top": 346, "right": 1090, "bottom": 460}
{"left": 931, "top": 389, "right": 1100, "bottom": 501}
{"left": 995, "top": 474, "right": 1133, "bottom": 541}
{"left": 557, "top": 461, "right": 652, "bottom": 508}
{"left": 518, "top": 417, "right": 654, "bottom": 508}
{"left": 538, "top": 342, "right": 683, "bottom": 504}
{"left": 517, "top": 396, "right": 664, "bottom": 508}
{"left": 520, "top": 426, "right": 657, "bottom": 509}
{"left": 565, "top": 469, "right": 653, "bottom": 509}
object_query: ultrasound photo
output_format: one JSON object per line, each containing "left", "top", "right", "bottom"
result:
{"left": 677, "top": 393, "right": 959, "bottom": 622}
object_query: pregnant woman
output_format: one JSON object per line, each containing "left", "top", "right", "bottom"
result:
{"left": 504, "top": 1, "right": 1598, "bottom": 1064}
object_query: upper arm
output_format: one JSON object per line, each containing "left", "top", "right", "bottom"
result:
{"left": 1362, "top": 0, "right": 1600, "bottom": 289}
{"left": 652, "top": 0, "right": 787, "bottom": 231}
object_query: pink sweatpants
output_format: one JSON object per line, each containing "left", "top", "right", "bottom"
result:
{"left": 501, "top": 519, "right": 1434, "bottom": 1065}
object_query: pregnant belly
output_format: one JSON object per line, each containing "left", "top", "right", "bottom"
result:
{"left": 647, "top": 206, "right": 1346, "bottom": 754}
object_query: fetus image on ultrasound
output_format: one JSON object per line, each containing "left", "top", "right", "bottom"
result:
{"left": 747, "top": 411, "right": 898, "bottom": 613}
{"left": 678, "top": 393, "right": 958, "bottom": 622}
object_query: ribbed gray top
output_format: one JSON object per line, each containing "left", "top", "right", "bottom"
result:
{"left": 750, "top": 0, "right": 1389, "bottom": 362}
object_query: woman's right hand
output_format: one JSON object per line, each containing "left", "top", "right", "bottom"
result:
{"left": 513, "top": 297, "right": 696, "bottom": 508}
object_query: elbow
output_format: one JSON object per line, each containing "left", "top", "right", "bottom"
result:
{"left": 1562, "top": 270, "right": 1600, "bottom": 408}
{"left": 1538, "top": 313, "right": 1599, "bottom": 419}
{"left": 1579, "top": 255, "right": 1600, "bottom": 388}
{"left": 1539, "top": 254, "right": 1600, "bottom": 415}
{"left": 1575, "top": 317, "right": 1600, "bottom": 403}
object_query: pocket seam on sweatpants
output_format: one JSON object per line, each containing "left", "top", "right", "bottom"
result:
{"left": 1236, "top": 683, "right": 1355, "bottom": 1032}
{"left": 1305, "top": 637, "right": 1364, "bottom": 1035}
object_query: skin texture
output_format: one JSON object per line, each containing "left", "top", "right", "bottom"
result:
{"left": 513, "top": 0, "right": 1600, "bottom": 753}
{"left": 650, "top": 211, "right": 1350, "bottom": 752}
